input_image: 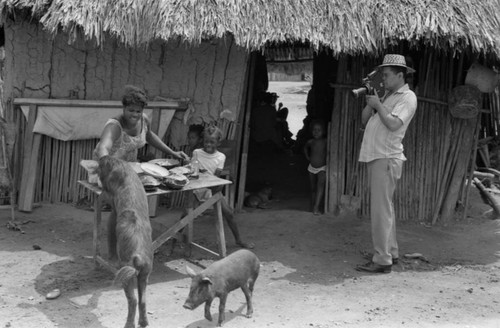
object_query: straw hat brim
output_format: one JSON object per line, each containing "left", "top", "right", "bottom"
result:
{"left": 378, "top": 63, "right": 416, "bottom": 74}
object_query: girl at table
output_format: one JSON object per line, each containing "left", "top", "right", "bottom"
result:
{"left": 192, "top": 125, "right": 254, "bottom": 249}
{"left": 94, "top": 85, "right": 189, "bottom": 162}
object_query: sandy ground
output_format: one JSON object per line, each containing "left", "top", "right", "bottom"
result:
{"left": 1, "top": 180, "right": 500, "bottom": 328}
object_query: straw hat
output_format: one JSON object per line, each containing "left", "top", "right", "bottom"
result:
{"left": 378, "top": 54, "right": 416, "bottom": 74}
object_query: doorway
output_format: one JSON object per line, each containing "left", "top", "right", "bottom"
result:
{"left": 243, "top": 57, "right": 313, "bottom": 211}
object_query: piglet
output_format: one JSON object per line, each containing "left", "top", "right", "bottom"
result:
{"left": 183, "top": 249, "right": 260, "bottom": 326}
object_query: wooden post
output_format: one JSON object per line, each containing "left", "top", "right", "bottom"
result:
{"left": 325, "top": 122, "right": 332, "bottom": 213}
{"left": 440, "top": 117, "right": 478, "bottom": 222}
{"left": 232, "top": 52, "right": 252, "bottom": 209}
{"left": 93, "top": 194, "right": 103, "bottom": 268}
{"left": 18, "top": 104, "right": 37, "bottom": 211}
{"left": 236, "top": 53, "right": 257, "bottom": 211}
{"left": 462, "top": 113, "right": 482, "bottom": 219}
{"left": 327, "top": 56, "right": 346, "bottom": 215}
{"left": 214, "top": 196, "right": 227, "bottom": 258}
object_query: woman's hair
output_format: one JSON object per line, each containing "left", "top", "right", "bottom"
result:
{"left": 122, "top": 85, "right": 148, "bottom": 107}
{"left": 204, "top": 124, "right": 223, "bottom": 141}
{"left": 188, "top": 124, "right": 205, "bottom": 138}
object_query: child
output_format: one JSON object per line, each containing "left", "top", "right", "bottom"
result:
{"left": 304, "top": 120, "right": 327, "bottom": 215}
{"left": 192, "top": 125, "right": 254, "bottom": 249}
{"left": 187, "top": 124, "right": 204, "bottom": 157}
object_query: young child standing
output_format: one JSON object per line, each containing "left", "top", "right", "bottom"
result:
{"left": 304, "top": 120, "right": 327, "bottom": 215}
{"left": 192, "top": 125, "right": 254, "bottom": 249}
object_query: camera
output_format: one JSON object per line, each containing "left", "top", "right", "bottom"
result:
{"left": 351, "top": 70, "right": 379, "bottom": 98}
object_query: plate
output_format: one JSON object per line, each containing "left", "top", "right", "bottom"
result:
{"left": 148, "top": 158, "right": 181, "bottom": 168}
{"left": 129, "top": 162, "right": 144, "bottom": 174}
{"left": 140, "top": 163, "right": 170, "bottom": 178}
{"left": 169, "top": 165, "right": 193, "bottom": 176}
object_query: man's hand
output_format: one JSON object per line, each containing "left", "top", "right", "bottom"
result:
{"left": 365, "top": 95, "right": 382, "bottom": 111}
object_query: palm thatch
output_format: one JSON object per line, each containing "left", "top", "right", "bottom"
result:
{"left": 1, "top": 0, "right": 500, "bottom": 58}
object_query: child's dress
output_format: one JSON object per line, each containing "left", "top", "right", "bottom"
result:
{"left": 191, "top": 149, "right": 226, "bottom": 202}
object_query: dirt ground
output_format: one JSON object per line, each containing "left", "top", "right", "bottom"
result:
{"left": 1, "top": 169, "right": 500, "bottom": 328}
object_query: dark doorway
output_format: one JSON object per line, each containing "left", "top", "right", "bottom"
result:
{"left": 243, "top": 54, "right": 313, "bottom": 212}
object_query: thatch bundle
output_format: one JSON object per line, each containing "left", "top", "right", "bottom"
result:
{"left": 0, "top": 0, "right": 499, "bottom": 57}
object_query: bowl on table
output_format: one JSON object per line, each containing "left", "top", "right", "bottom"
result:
{"left": 160, "top": 173, "right": 189, "bottom": 190}
{"left": 140, "top": 174, "right": 160, "bottom": 192}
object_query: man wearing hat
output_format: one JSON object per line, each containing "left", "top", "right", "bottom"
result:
{"left": 356, "top": 54, "right": 418, "bottom": 274}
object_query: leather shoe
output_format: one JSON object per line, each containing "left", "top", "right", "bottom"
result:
{"left": 355, "top": 261, "right": 392, "bottom": 273}
{"left": 361, "top": 252, "right": 399, "bottom": 265}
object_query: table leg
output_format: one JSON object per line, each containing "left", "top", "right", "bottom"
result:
{"left": 93, "top": 195, "right": 103, "bottom": 268}
{"left": 214, "top": 197, "right": 227, "bottom": 258}
{"left": 148, "top": 195, "right": 159, "bottom": 217}
{"left": 184, "top": 191, "right": 194, "bottom": 257}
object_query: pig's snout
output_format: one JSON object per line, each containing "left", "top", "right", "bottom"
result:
{"left": 183, "top": 302, "right": 193, "bottom": 310}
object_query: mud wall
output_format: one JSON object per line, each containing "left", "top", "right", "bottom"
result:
{"left": 3, "top": 20, "right": 248, "bottom": 147}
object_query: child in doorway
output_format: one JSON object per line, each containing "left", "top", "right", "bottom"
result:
{"left": 192, "top": 125, "right": 254, "bottom": 249}
{"left": 304, "top": 120, "right": 327, "bottom": 215}
{"left": 187, "top": 124, "right": 205, "bottom": 157}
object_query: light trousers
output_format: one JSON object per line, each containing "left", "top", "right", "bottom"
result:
{"left": 367, "top": 158, "right": 403, "bottom": 266}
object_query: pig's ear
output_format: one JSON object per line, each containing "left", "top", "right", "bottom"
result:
{"left": 201, "top": 277, "right": 213, "bottom": 285}
{"left": 185, "top": 265, "right": 197, "bottom": 277}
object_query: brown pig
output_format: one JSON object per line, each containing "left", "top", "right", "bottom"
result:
{"left": 183, "top": 249, "right": 260, "bottom": 326}
{"left": 98, "top": 156, "right": 153, "bottom": 328}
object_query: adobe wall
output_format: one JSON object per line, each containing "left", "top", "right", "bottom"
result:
{"left": 3, "top": 20, "right": 248, "bottom": 147}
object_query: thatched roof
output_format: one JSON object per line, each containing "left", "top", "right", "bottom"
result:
{"left": 1, "top": 0, "right": 500, "bottom": 58}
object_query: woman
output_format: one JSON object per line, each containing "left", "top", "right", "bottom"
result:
{"left": 94, "top": 85, "right": 189, "bottom": 162}
{"left": 94, "top": 85, "right": 188, "bottom": 261}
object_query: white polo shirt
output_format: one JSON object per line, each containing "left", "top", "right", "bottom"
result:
{"left": 359, "top": 84, "right": 417, "bottom": 162}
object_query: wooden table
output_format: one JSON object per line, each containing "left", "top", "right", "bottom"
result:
{"left": 78, "top": 174, "right": 231, "bottom": 273}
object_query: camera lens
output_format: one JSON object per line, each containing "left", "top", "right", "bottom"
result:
{"left": 351, "top": 87, "right": 367, "bottom": 98}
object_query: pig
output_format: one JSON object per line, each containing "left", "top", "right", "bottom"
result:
{"left": 183, "top": 249, "right": 260, "bottom": 326}
{"left": 98, "top": 156, "right": 153, "bottom": 328}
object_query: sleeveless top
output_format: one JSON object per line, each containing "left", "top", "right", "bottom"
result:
{"left": 93, "top": 115, "right": 148, "bottom": 162}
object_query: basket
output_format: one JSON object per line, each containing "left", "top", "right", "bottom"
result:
{"left": 448, "top": 85, "right": 481, "bottom": 119}
{"left": 465, "top": 62, "right": 500, "bottom": 93}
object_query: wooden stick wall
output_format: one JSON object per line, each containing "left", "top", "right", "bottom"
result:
{"left": 328, "top": 49, "right": 480, "bottom": 223}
